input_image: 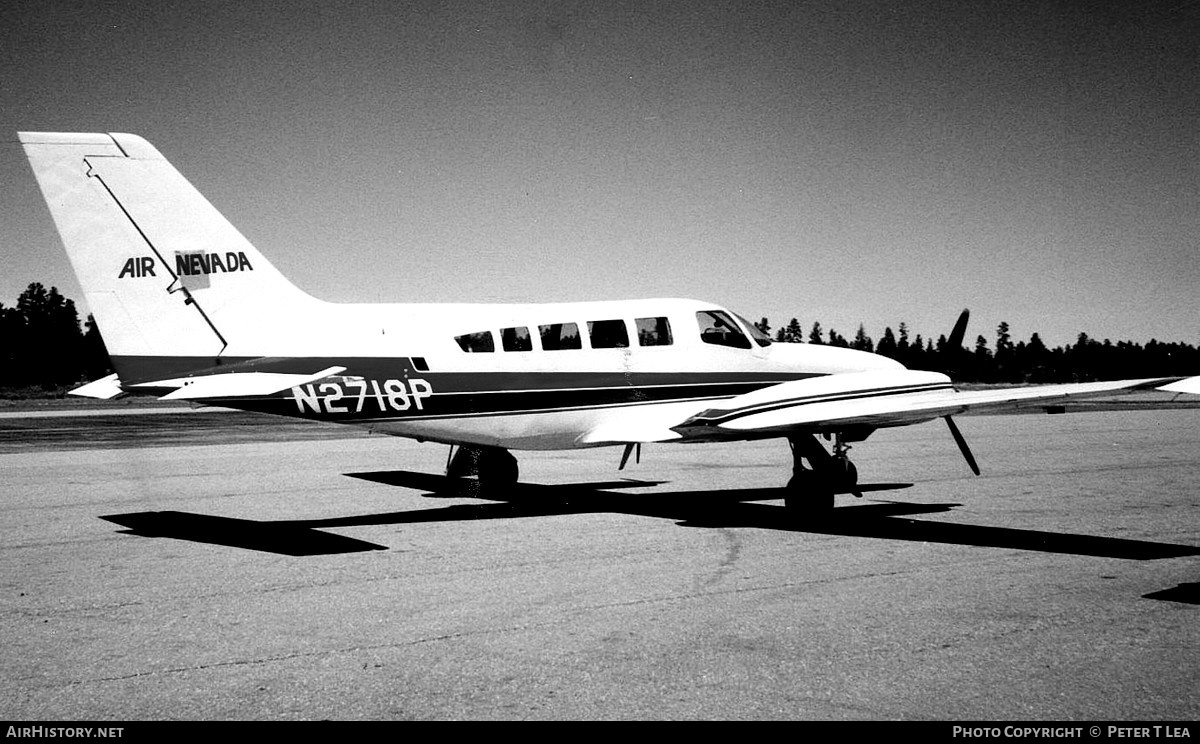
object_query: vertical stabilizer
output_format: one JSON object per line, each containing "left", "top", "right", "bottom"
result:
{"left": 19, "top": 132, "right": 319, "bottom": 381}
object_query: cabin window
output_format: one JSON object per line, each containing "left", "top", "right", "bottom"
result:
{"left": 696, "top": 310, "right": 752, "bottom": 349}
{"left": 636, "top": 317, "right": 673, "bottom": 346}
{"left": 539, "top": 322, "right": 581, "bottom": 351}
{"left": 501, "top": 326, "right": 533, "bottom": 352}
{"left": 588, "top": 319, "right": 629, "bottom": 349}
{"left": 455, "top": 330, "right": 495, "bottom": 353}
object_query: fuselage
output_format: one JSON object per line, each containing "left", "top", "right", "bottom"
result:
{"left": 121, "top": 296, "right": 903, "bottom": 449}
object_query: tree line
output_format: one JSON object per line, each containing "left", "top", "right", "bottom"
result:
{"left": 1, "top": 282, "right": 1196, "bottom": 395}
{"left": 755, "top": 317, "right": 1199, "bottom": 384}
{"left": 1, "top": 283, "right": 111, "bottom": 395}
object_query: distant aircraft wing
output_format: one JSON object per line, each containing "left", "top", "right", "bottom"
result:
{"left": 672, "top": 371, "right": 1200, "bottom": 438}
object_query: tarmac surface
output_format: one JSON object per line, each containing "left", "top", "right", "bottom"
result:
{"left": 1, "top": 403, "right": 1197, "bottom": 720}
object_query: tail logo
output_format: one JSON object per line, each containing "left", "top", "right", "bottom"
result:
{"left": 175, "top": 251, "right": 254, "bottom": 276}
{"left": 117, "top": 256, "right": 157, "bottom": 278}
{"left": 117, "top": 252, "right": 254, "bottom": 279}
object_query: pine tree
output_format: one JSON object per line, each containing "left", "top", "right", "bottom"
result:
{"left": 783, "top": 318, "right": 804, "bottom": 343}
{"left": 851, "top": 324, "right": 873, "bottom": 352}
{"left": 877, "top": 326, "right": 898, "bottom": 358}
{"left": 808, "top": 322, "right": 824, "bottom": 345}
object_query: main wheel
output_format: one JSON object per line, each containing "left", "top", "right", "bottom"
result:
{"left": 477, "top": 448, "right": 519, "bottom": 493}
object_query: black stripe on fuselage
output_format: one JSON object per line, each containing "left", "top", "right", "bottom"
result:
{"left": 245, "top": 374, "right": 811, "bottom": 423}
{"left": 257, "top": 379, "right": 779, "bottom": 423}
{"left": 111, "top": 355, "right": 802, "bottom": 393}
{"left": 110, "top": 355, "right": 823, "bottom": 423}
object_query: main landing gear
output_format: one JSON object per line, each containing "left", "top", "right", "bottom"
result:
{"left": 785, "top": 433, "right": 860, "bottom": 517}
{"left": 446, "top": 444, "right": 519, "bottom": 494}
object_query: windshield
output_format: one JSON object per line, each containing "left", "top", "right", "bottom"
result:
{"left": 735, "top": 313, "right": 773, "bottom": 347}
{"left": 696, "top": 310, "right": 752, "bottom": 349}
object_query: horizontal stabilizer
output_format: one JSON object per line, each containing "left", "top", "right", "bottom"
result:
{"left": 69, "top": 373, "right": 127, "bottom": 400}
{"left": 1158, "top": 376, "right": 1200, "bottom": 395}
{"left": 158, "top": 366, "right": 346, "bottom": 400}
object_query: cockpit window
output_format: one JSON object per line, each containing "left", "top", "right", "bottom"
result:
{"left": 587, "top": 319, "right": 629, "bottom": 348}
{"left": 735, "top": 313, "right": 773, "bottom": 347}
{"left": 696, "top": 310, "right": 752, "bottom": 349}
{"left": 539, "top": 322, "right": 581, "bottom": 351}
{"left": 455, "top": 330, "right": 495, "bottom": 352}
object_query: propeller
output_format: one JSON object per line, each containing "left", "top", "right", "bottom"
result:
{"left": 947, "top": 308, "right": 970, "bottom": 351}
{"left": 943, "top": 309, "right": 980, "bottom": 475}
{"left": 944, "top": 415, "right": 980, "bottom": 476}
{"left": 930, "top": 308, "right": 970, "bottom": 379}
{"left": 619, "top": 442, "right": 642, "bottom": 470}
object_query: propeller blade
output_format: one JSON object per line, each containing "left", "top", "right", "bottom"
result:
{"left": 947, "top": 308, "right": 970, "bottom": 350}
{"left": 619, "top": 443, "right": 635, "bottom": 470}
{"left": 944, "top": 415, "right": 981, "bottom": 476}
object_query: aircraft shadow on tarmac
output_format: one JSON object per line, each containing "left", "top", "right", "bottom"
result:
{"left": 99, "top": 469, "right": 1200, "bottom": 564}
{"left": 1142, "top": 582, "right": 1200, "bottom": 604}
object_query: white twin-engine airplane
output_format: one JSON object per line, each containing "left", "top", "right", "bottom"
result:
{"left": 20, "top": 132, "right": 1200, "bottom": 515}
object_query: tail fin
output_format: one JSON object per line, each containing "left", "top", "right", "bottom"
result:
{"left": 19, "top": 132, "right": 318, "bottom": 382}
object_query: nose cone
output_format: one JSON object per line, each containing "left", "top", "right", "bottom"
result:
{"left": 768, "top": 342, "right": 905, "bottom": 374}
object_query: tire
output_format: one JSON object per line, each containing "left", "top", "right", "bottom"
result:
{"left": 478, "top": 448, "right": 519, "bottom": 492}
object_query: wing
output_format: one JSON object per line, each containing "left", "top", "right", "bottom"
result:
{"left": 579, "top": 370, "right": 1200, "bottom": 445}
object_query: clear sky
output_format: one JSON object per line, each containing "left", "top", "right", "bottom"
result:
{"left": 2, "top": 0, "right": 1197, "bottom": 349}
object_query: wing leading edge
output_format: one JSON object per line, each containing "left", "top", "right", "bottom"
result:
{"left": 615, "top": 371, "right": 1197, "bottom": 442}
{"left": 690, "top": 372, "right": 1199, "bottom": 436}
{"left": 576, "top": 371, "right": 1200, "bottom": 447}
